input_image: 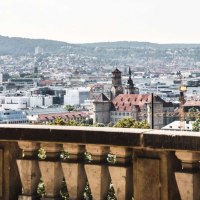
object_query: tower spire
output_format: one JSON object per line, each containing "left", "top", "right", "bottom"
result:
{"left": 129, "top": 66, "right": 131, "bottom": 78}
{"left": 124, "top": 67, "right": 139, "bottom": 94}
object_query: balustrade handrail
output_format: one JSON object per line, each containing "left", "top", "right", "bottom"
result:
{"left": 0, "top": 124, "right": 199, "bottom": 151}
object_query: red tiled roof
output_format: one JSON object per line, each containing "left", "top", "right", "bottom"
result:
{"left": 112, "top": 94, "right": 151, "bottom": 112}
{"left": 38, "top": 111, "right": 89, "bottom": 122}
{"left": 184, "top": 100, "right": 200, "bottom": 107}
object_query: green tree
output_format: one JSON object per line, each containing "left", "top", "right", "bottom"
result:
{"left": 93, "top": 123, "right": 106, "bottom": 127}
{"left": 192, "top": 119, "right": 200, "bottom": 131}
{"left": 188, "top": 107, "right": 199, "bottom": 121}
{"left": 64, "top": 120, "right": 79, "bottom": 126}
{"left": 80, "top": 118, "right": 93, "bottom": 126}
{"left": 51, "top": 117, "right": 66, "bottom": 125}
{"left": 114, "top": 117, "right": 150, "bottom": 128}
{"left": 50, "top": 118, "right": 79, "bottom": 126}
{"left": 65, "top": 105, "right": 75, "bottom": 112}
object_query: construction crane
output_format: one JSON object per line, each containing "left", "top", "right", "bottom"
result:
{"left": 177, "top": 71, "right": 187, "bottom": 130}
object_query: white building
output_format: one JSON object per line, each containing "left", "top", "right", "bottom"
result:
{"left": 3, "top": 96, "right": 30, "bottom": 110}
{"left": 29, "top": 96, "right": 53, "bottom": 108}
{"left": 64, "top": 87, "right": 90, "bottom": 106}
{"left": 161, "top": 121, "right": 194, "bottom": 131}
{"left": 8, "top": 78, "right": 39, "bottom": 88}
{"left": 35, "top": 46, "right": 44, "bottom": 55}
{"left": 1, "top": 95, "right": 54, "bottom": 110}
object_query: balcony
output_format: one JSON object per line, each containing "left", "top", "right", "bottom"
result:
{"left": 0, "top": 124, "right": 200, "bottom": 200}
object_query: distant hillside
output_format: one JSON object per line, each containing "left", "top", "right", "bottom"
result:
{"left": 1, "top": 35, "right": 200, "bottom": 57}
{"left": 81, "top": 41, "right": 200, "bottom": 49}
{"left": 0, "top": 35, "right": 73, "bottom": 55}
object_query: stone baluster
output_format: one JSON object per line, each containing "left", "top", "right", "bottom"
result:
{"left": 84, "top": 145, "right": 110, "bottom": 200}
{"left": 108, "top": 146, "right": 133, "bottom": 200}
{"left": 134, "top": 151, "right": 182, "bottom": 200}
{"left": 17, "top": 141, "right": 41, "bottom": 200}
{"left": 175, "top": 151, "right": 200, "bottom": 200}
{"left": 61, "top": 144, "right": 86, "bottom": 200}
{"left": 38, "top": 143, "right": 63, "bottom": 200}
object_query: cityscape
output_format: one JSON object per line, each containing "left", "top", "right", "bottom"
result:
{"left": 1, "top": 0, "right": 200, "bottom": 199}
{"left": 0, "top": 36, "right": 200, "bottom": 131}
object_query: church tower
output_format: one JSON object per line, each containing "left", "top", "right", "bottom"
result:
{"left": 124, "top": 67, "right": 139, "bottom": 94}
{"left": 111, "top": 68, "right": 123, "bottom": 99}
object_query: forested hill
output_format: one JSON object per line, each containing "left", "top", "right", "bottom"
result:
{"left": 1, "top": 35, "right": 200, "bottom": 56}
{"left": 0, "top": 35, "right": 71, "bottom": 55}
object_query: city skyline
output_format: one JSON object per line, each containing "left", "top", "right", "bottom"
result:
{"left": 1, "top": 0, "right": 200, "bottom": 44}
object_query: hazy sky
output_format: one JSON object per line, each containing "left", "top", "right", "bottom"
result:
{"left": 1, "top": 0, "right": 200, "bottom": 43}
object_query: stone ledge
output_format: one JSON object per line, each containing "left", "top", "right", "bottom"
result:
{"left": 0, "top": 124, "right": 200, "bottom": 151}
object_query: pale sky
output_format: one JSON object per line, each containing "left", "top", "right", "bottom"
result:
{"left": 0, "top": 0, "right": 200, "bottom": 43}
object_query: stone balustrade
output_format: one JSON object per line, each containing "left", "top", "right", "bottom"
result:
{"left": 0, "top": 125, "right": 200, "bottom": 200}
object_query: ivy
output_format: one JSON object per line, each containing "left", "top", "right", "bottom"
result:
{"left": 60, "top": 178, "right": 69, "bottom": 200}
{"left": 107, "top": 183, "right": 117, "bottom": 200}
{"left": 83, "top": 182, "right": 93, "bottom": 200}
{"left": 60, "top": 151, "right": 70, "bottom": 160}
{"left": 107, "top": 153, "right": 117, "bottom": 164}
{"left": 84, "top": 152, "right": 93, "bottom": 162}
{"left": 37, "top": 179, "right": 46, "bottom": 198}
{"left": 38, "top": 148, "right": 47, "bottom": 160}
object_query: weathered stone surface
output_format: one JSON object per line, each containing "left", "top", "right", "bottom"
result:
{"left": 109, "top": 146, "right": 132, "bottom": 157}
{"left": 18, "top": 142, "right": 39, "bottom": 152}
{"left": 108, "top": 166, "right": 133, "bottom": 199}
{"left": 1, "top": 125, "right": 200, "bottom": 200}
{"left": 18, "top": 195, "right": 38, "bottom": 200}
{"left": 61, "top": 163, "right": 86, "bottom": 200}
{"left": 2, "top": 125, "right": 200, "bottom": 151}
{"left": 85, "top": 164, "right": 110, "bottom": 200}
{"left": 86, "top": 145, "right": 109, "bottom": 156}
{"left": 175, "top": 172, "right": 200, "bottom": 200}
{"left": 0, "top": 149, "right": 3, "bottom": 197}
{"left": 4, "top": 142, "right": 21, "bottom": 200}
{"left": 63, "top": 144, "right": 85, "bottom": 155}
{"left": 17, "top": 160, "right": 40, "bottom": 195}
{"left": 134, "top": 157, "right": 160, "bottom": 200}
{"left": 39, "top": 161, "right": 63, "bottom": 198}
{"left": 176, "top": 152, "right": 200, "bottom": 170}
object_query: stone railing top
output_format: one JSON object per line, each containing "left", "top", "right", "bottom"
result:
{"left": 0, "top": 124, "right": 200, "bottom": 151}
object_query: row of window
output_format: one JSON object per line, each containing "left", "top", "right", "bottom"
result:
{"left": 111, "top": 112, "right": 131, "bottom": 116}
{"left": 0, "top": 120, "right": 28, "bottom": 124}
